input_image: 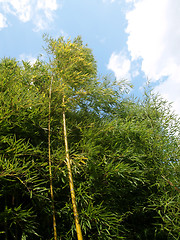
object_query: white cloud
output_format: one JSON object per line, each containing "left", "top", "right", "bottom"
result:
{"left": 6, "top": 0, "right": 31, "bottom": 22}
{"left": 37, "top": 0, "right": 58, "bottom": 21}
{"left": 125, "top": 0, "right": 135, "bottom": 3}
{"left": 19, "top": 54, "right": 37, "bottom": 65}
{"left": 37, "top": 0, "right": 58, "bottom": 12}
{"left": 107, "top": 51, "right": 131, "bottom": 81}
{"left": 154, "top": 68, "right": 180, "bottom": 115}
{"left": 102, "top": 0, "right": 115, "bottom": 3}
{"left": 126, "top": 0, "right": 180, "bottom": 114}
{"left": 0, "top": 0, "right": 59, "bottom": 30}
{"left": 0, "top": 12, "right": 7, "bottom": 29}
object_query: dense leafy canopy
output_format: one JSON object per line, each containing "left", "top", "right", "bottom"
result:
{"left": 0, "top": 36, "right": 180, "bottom": 240}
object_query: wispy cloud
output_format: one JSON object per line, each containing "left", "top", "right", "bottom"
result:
{"left": 107, "top": 51, "right": 131, "bottom": 81}
{"left": 0, "top": 13, "right": 7, "bottom": 30}
{"left": 3, "top": 0, "right": 32, "bottom": 22}
{"left": 102, "top": 0, "right": 115, "bottom": 3}
{"left": 125, "top": 0, "right": 137, "bottom": 3}
{"left": 37, "top": 0, "right": 58, "bottom": 20}
{"left": 126, "top": 0, "right": 180, "bottom": 114}
{"left": 0, "top": 0, "right": 59, "bottom": 31}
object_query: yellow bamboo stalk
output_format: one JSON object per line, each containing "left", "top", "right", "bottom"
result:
{"left": 62, "top": 96, "right": 83, "bottom": 240}
{"left": 48, "top": 77, "right": 57, "bottom": 240}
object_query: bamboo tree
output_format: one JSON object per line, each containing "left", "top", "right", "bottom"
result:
{"left": 48, "top": 76, "right": 57, "bottom": 240}
{"left": 43, "top": 34, "right": 97, "bottom": 239}
{"left": 0, "top": 58, "right": 47, "bottom": 239}
{"left": 1, "top": 46, "right": 180, "bottom": 239}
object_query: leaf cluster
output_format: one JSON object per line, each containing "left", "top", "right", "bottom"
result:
{"left": 0, "top": 36, "right": 180, "bottom": 240}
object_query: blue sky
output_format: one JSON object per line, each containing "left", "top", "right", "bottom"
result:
{"left": 0, "top": 0, "right": 180, "bottom": 114}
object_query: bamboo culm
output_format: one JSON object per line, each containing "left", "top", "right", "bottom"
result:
{"left": 48, "top": 77, "right": 58, "bottom": 240}
{"left": 62, "top": 96, "right": 83, "bottom": 240}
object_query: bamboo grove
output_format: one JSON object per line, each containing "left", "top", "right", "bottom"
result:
{"left": 0, "top": 35, "right": 180, "bottom": 240}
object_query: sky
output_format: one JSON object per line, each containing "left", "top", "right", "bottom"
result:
{"left": 0, "top": 0, "right": 180, "bottom": 115}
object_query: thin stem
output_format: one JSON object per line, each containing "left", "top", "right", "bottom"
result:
{"left": 48, "top": 77, "right": 57, "bottom": 240}
{"left": 62, "top": 96, "right": 83, "bottom": 240}
{"left": 162, "top": 175, "right": 180, "bottom": 193}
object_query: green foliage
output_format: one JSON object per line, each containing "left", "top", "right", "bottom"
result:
{"left": 0, "top": 37, "right": 180, "bottom": 240}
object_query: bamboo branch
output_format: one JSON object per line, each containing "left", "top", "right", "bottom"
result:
{"left": 62, "top": 96, "right": 83, "bottom": 240}
{"left": 48, "top": 77, "right": 57, "bottom": 240}
{"left": 162, "top": 175, "right": 180, "bottom": 193}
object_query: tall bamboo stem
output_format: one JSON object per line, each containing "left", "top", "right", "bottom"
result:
{"left": 62, "top": 96, "right": 83, "bottom": 240}
{"left": 48, "top": 77, "right": 57, "bottom": 240}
